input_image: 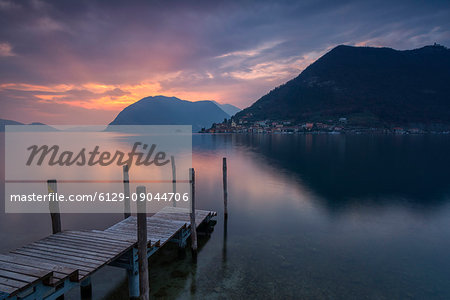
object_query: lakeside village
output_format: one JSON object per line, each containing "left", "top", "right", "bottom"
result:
{"left": 201, "top": 117, "right": 450, "bottom": 134}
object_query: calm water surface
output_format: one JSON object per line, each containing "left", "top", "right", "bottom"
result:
{"left": 1, "top": 133, "right": 450, "bottom": 299}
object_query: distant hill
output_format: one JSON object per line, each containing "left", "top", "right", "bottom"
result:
{"left": 0, "top": 119, "right": 57, "bottom": 131}
{"left": 235, "top": 44, "right": 450, "bottom": 126}
{"left": 0, "top": 119, "right": 23, "bottom": 131}
{"left": 109, "top": 96, "right": 231, "bottom": 132}
{"left": 212, "top": 101, "right": 241, "bottom": 116}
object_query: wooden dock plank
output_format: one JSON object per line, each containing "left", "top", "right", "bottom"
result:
{"left": 0, "top": 261, "right": 52, "bottom": 279}
{"left": 0, "top": 276, "right": 29, "bottom": 290}
{"left": 0, "top": 260, "right": 66, "bottom": 285}
{"left": 31, "top": 240, "right": 114, "bottom": 259}
{"left": 59, "top": 231, "right": 134, "bottom": 246}
{"left": 11, "top": 248, "right": 104, "bottom": 267}
{"left": 104, "top": 229, "right": 162, "bottom": 246}
{"left": 106, "top": 221, "right": 183, "bottom": 235}
{"left": 7, "top": 254, "right": 90, "bottom": 282}
{"left": 37, "top": 237, "right": 129, "bottom": 256}
{"left": 90, "top": 230, "right": 142, "bottom": 243}
{"left": 49, "top": 234, "right": 130, "bottom": 250}
{"left": 21, "top": 244, "right": 109, "bottom": 262}
{"left": 0, "top": 283, "right": 16, "bottom": 295}
{"left": 8, "top": 252, "right": 94, "bottom": 274}
{"left": 0, "top": 269, "right": 41, "bottom": 285}
{"left": 106, "top": 229, "right": 171, "bottom": 246}
{"left": 65, "top": 231, "right": 136, "bottom": 244}
{"left": 0, "top": 254, "right": 78, "bottom": 282}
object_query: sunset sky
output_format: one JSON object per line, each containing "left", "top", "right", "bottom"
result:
{"left": 1, "top": 0, "right": 449, "bottom": 124}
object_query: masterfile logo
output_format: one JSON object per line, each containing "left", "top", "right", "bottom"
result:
{"left": 25, "top": 142, "right": 171, "bottom": 167}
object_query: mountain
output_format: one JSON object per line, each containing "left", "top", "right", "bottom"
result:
{"left": 109, "top": 96, "right": 231, "bottom": 132}
{"left": 212, "top": 101, "right": 241, "bottom": 116}
{"left": 0, "top": 119, "right": 23, "bottom": 131}
{"left": 235, "top": 44, "right": 450, "bottom": 126}
{"left": 0, "top": 119, "right": 57, "bottom": 131}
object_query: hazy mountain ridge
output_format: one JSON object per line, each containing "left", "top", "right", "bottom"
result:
{"left": 212, "top": 101, "right": 241, "bottom": 116}
{"left": 109, "top": 96, "right": 233, "bottom": 132}
{"left": 0, "top": 119, "right": 58, "bottom": 131}
{"left": 235, "top": 44, "right": 450, "bottom": 126}
{"left": 0, "top": 119, "right": 23, "bottom": 131}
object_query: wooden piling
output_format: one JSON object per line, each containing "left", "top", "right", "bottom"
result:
{"left": 189, "top": 168, "right": 198, "bottom": 262}
{"left": 47, "top": 179, "right": 61, "bottom": 234}
{"left": 222, "top": 157, "right": 228, "bottom": 218}
{"left": 171, "top": 156, "right": 176, "bottom": 207}
{"left": 123, "top": 165, "right": 131, "bottom": 219}
{"left": 136, "top": 186, "right": 149, "bottom": 300}
{"left": 80, "top": 276, "right": 92, "bottom": 299}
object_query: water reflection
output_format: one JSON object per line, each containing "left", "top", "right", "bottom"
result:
{"left": 222, "top": 216, "right": 227, "bottom": 266}
{"left": 1, "top": 133, "right": 450, "bottom": 299}
{"left": 227, "top": 134, "right": 450, "bottom": 211}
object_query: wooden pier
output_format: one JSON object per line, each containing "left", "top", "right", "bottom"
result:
{"left": 0, "top": 206, "right": 217, "bottom": 299}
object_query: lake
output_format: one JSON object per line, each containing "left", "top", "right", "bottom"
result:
{"left": 1, "top": 133, "right": 450, "bottom": 299}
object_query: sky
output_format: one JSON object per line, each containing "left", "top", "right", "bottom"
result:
{"left": 0, "top": 0, "right": 449, "bottom": 124}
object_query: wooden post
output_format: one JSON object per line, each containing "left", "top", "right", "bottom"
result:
{"left": 47, "top": 179, "right": 61, "bottom": 234}
{"left": 80, "top": 276, "right": 92, "bottom": 299}
{"left": 136, "top": 186, "right": 149, "bottom": 300}
{"left": 189, "top": 168, "right": 198, "bottom": 262}
{"left": 171, "top": 156, "right": 176, "bottom": 207}
{"left": 123, "top": 165, "right": 131, "bottom": 219}
{"left": 223, "top": 157, "right": 228, "bottom": 218}
{"left": 222, "top": 215, "right": 228, "bottom": 264}
{"left": 127, "top": 248, "right": 139, "bottom": 298}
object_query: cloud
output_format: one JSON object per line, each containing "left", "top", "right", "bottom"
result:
{"left": 0, "top": 0, "right": 21, "bottom": 11}
{"left": 0, "top": 42, "right": 14, "bottom": 56}
{"left": 0, "top": 0, "right": 449, "bottom": 123}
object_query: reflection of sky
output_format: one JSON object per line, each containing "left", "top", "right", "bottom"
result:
{"left": 5, "top": 127, "right": 192, "bottom": 181}
{"left": 1, "top": 134, "right": 450, "bottom": 298}
{"left": 4, "top": 128, "right": 192, "bottom": 213}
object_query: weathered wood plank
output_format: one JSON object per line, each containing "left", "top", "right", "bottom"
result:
{"left": 104, "top": 229, "right": 162, "bottom": 247}
{"left": 0, "top": 283, "right": 16, "bottom": 295}
{"left": 0, "top": 269, "right": 41, "bottom": 284}
{"left": 66, "top": 230, "right": 136, "bottom": 244}
{"left": 107, "top": 216, "right": 186, "bottom": 231}
{"left": 11, "top": 248, "right": 104, "bottom": 267}
{"left": 109, "top": 221, "right": 185, "bottom": 233}
{"left": 91, "top": 230, "right": 140, "bottom": 243}
{"left": 0, "top": 261, "right": 52, "bottom": 279}
{"left": 31, "top": 240, "right": 114, "bottom": 259}
{"left": 45, "top": 235, "right": 127, "bottom": 252}
{"left": 63, "top": 231, "right": 135, "bottom": 245}
{"left": 21, "top": 245, "right": 108, "bottom": 263}
{"left": 0, "top": 254, "right": 78, "bottom": 280}
{"left": 0, "top": 259, "right": 66, "bottom": 285}
{"left": 105, "top": 226, "right": 170, "bottom": 240}
{"left": 7, "top": 254, "right": 89, "bottom": 282}
{"left": 51, "top": 233, "right": 130, "bottom": 249}
{"left": 0, "top": 276, "right": 27, "bottom": 289}
{"left": 38, "top": 237, "right": 127, "bottom": 255}
{"left": 9, "top": 252, "right": 96, "bottom": 272}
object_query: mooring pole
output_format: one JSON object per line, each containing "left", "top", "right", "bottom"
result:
{"left": 171, "top": 156, "right": 176, "bottom": 207}
{"left": 223, "top": 157, "right": 228, "bottom": 218}
{"left": 47, "top": 179, "right": 61, "bottom": 234}
{"left": 80, "top": 276, "right": 92, "bottom": 299}
{"left": 136, "top": 186, "right": 149, "bottom": 300}
{"left": 189, "top": 168, "right": 198, "bottom": 262}
{"left": 123, "top": 165, "right": 131, "bottom": 219}
{"left": 47, "top": 179, "right": 64, "bottom": 299}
